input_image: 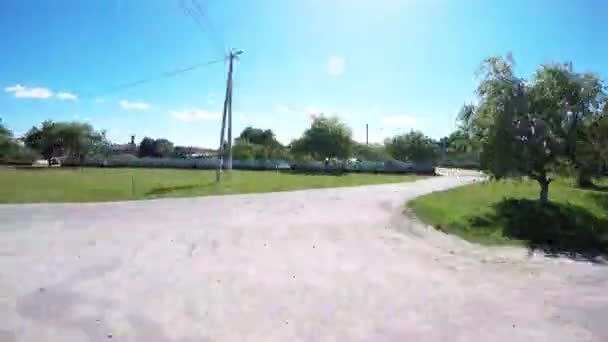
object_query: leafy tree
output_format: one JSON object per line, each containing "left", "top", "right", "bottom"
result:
{"left": 232, "top": 143, "right": 256, "bottom": 160}
{"left": 23, "top": 121, "right": 102, "bottom": 164}
{"left": 24, "top": 121, "right": 57, "bottom": 162}
{"left": 576, "top": 115, "right": 608, "bottom": 182}
{"left": 0, "top": 119, "right": 10, "bottom": 139}
{"left": 0, "top": 119, "right": 41, "bottom": 163}
{"left": 88, "top": 130, "right": 112, "bottom": 158}
{"left": 138, "top": 137, "right": 156, "bottom": 158}
{"left": 54, "top": 122, "right": 102, "bottom": 163}
{"left": 290, "top": 115, "right": 353, "bottom": 160}
{"left": 463, "top": 56, "right": 553, "bottom": 201}
{"left": 232, "top": 140, "right": 288, "bottom": 160}
{"left": 238, "top": 127, "right": 278, "bottom": 146}
{"left": 384, "top": 130, "right": 438, "bottom": 162}
{"left": 443, "top": 129, "right": 478, "bottom": 153}
{"left": 152, "top": 138, "right": 174, "bottom": 158}
{"left": 234, "top": 126, "right": 287, "bottom": 160}
{"left": 460, "top": 55, "right": 606, "bottom": 203}
{"left": 0, "top": 119, "right": 17, "bottom": 159}
{"left": 352, "top": 143, "right": 391, "bottom": 161}
{"left": 530, "top": 64, "right": 605, "bottom": 186}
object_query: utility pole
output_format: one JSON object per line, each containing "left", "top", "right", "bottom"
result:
{"left": 216, "top": 49, "right": 242, "bottom": 182}
{"left": 366, "top": 124, "right": 369, "bottom": 145}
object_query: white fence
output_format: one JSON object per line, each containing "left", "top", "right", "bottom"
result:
{"left": 64, "top": 155, "right": 435, "bottom": 174}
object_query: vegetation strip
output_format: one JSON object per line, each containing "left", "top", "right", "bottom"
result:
{"left": 0, "top": 167, "right": 423, "bottom": 203}
{"left": 408, "top": 178, "right": 608, "bottom": 258}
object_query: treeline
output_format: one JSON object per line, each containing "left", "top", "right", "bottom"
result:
{"left": 231, "top": 116, "right": 473, "bottom": 164}
{"left": 1, "top": 115, "right": 474, "bottom": 167}
{"left": 0, "top": 120, "right": 109, "bottom": 165}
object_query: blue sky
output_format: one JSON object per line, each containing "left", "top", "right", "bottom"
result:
{"left": 1, "top": 0, "right": 607, "bottom": 147}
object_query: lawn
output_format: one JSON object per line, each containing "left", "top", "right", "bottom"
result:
{"left": 0, "top": 167, "right": 424, "bottom": 203}
{"left": 408, "top": 178, "right": 608, "bottom": 258}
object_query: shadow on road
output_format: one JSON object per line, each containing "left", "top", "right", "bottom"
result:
{"left": 469, "top": 198, "right": 608, "bottom": 263}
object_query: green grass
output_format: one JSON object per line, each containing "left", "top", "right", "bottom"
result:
{"left": 0, "top": 167, "right": 424, "bottom": 203}
{"left": 408, "top": 178, "right": 608, "bottom": 258}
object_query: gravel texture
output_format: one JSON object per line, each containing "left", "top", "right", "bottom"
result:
{"left": 0, "top": 175, "right": 607, "bottom": 341}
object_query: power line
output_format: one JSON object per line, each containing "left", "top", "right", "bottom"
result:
{"left": 178, "top": 0, "right": 225, "bottom": 55}
{"left": 82, "top": 58, "right": 225, "bottom": 98}
{"left": 190, "top": 0, "right": 225, "bottom": 53}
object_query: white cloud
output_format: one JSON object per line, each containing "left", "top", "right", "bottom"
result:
{"left": 171, "top": 108, "right": 221, "bottom": 121}
{"left": 276, "top": 105, "right": 290, "bottom": 114}
{"left": 95, "top": 98, "right": 105, "bottom": 103}
{"left": 327, "top": 56, "right": 345, "bottom": 76}
{"left": 4, "top": 84, "right": 53, "bottom": 99}
{"left": 57, "top": 92, "right": 77, "bottom": 100}
{"left": 382, "top": 115, "right": 417, "bottom": 127}
{"left": 120, "top": 100, "right": 150, "bottom": 110}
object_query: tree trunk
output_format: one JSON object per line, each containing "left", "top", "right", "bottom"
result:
{"left": 538, "top": 177, "right": 550, "bottom": 205}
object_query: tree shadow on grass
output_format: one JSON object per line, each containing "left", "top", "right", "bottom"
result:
{"left": 145, "top": 182, "right": 216, "bottom": 196}
{"left": 279, "top": 169, "right": 347, "bottom": 176}
{"left": 469, "top": 199, "right": 608, "bottom": 263}
{"left": 589, "top": 192, "right": 608, "bottom": 211}
{"left": 580, "top": 183, "right": 608, "bottom": 192}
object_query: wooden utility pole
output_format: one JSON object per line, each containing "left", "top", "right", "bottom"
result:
{"left": 216, "top": 49, "right": 242, "bottom": 182}
{"left": 366, "top": 124, "right": 369, "bottom": 145}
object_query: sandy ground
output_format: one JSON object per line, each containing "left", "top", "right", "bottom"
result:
{"left": 0, "top": 176, "right": 607, "bottom": 341}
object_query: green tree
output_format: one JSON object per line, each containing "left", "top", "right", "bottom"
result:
{"left": 23, "top": 121, "right": 101, "bottom": 164}
{"left": 460, "top": 55, "right": 606, "bottom": 203}
{"left": 352, "top": 143, "right": 391, "bottom": 161}
{"left": 138, "top": 137, "right": 156, "bottom": 158}
{"left": 384, "top": 130, "right": 438, "bottom": 162}
{"left": 88, "top": 130, "right": 112, "bottom": 158}
{"left": 290, "top": 115, "right": 353, "bottom": 160}
{"left": 54, "top": 122, "right": 102, "bottom": 163}
{"left": 232, "top": 143, "right": 256, "bottom": 160}
{"left": 24, "top": 121, "right": 57, "bottom": 162}
{"left": 152, "top": 138, "right": 174, "bottom": 158}
{"left": 234, "top": 126, "right": 287, "bottom": 160}
{"left": 530, "top": 64, "right": 605, "bottom": 186}
{"left": 238, "top": 127, "right": 277, "bottom": 146}
{"left": 444, "top": 129, "right": 477, "bottom": 153}
{"left": 576, "top": 115, "right": 608, "bottom": 181}
{"left": 0, "top": 118, "right": 17, "bottom": 159}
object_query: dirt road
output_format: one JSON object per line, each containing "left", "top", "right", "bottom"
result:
{"left": 1, "top": 176, "right": 606, "bottom": 341}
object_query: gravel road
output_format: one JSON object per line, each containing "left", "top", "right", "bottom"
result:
{"left": 1, "top": 176, "right": 607, "bottom": 341}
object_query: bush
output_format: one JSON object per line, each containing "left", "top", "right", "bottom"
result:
{"left": 438, "top": 152, "right": 481, "bottom": 169}
{"left": 0, "top": 145, "right": 41, "bottom": 165}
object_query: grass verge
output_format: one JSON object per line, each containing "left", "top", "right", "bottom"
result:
{"left": 408, "top": 178, "right": 608, "bottom": 259}
{"left": 0, "top": 167, "right": 424, "bottom": 203}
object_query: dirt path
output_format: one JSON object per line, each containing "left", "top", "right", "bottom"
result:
{"left": 0, "top": 176, "right": 606, "bottom": 341}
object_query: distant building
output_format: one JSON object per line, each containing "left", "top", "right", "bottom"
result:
{"left": 111, "top": 135, "right": 137, "bottom": 155}
{"left": 174, "top": 145, "right": 217, "bottom": 158}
